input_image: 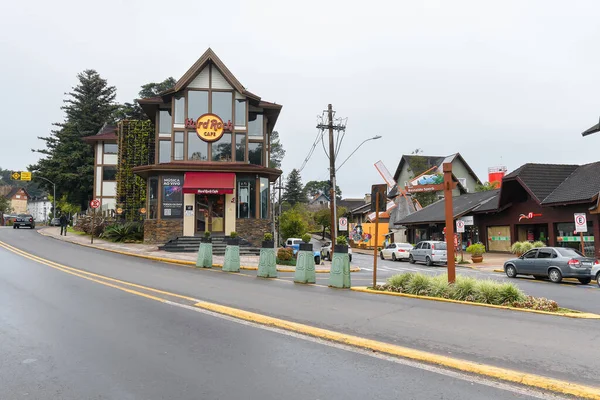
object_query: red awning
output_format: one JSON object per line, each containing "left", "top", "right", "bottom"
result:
{"left": 183, "top": 172, "right": 235, "bottom": 194}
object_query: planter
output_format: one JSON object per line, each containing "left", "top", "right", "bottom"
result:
{"left": 262, "top": 240, "right": 275, "bottom": 248}
{"left": 334, "top": 244, "right": 348, "bottom": 254}
{"left": 227, "top": 238, "right": 240, "bottom": 246}
{"left": 471, "top": 255, "right": 483, "bottom": 263}
{"left": 201, "top": 237, "right": 212, "bottom": 243}
{"left": 299, "top": 243, "right": 313, "bottom": 251}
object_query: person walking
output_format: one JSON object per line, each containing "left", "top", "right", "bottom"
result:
{"left": 59, "top": 213, "right": 68, "bottom": 236}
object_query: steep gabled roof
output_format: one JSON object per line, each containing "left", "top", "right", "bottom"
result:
{"left": 582, "top": 119, "right": 600, "bottom": 137}
{"left": 503, "top": 163, "right": 579, "bottom": 203}
{"left": 392, "top": 153, "right": 480, "bottom": 184}
{"left": 5, "top": 187, "right": 29, "bottom": 199}
{"left": 337, "top": 198, "right": 366, "bottom": 210}
{"left": 82, "top": 123, "right": 118, "bottom": 143}
{"left": 542, "top": 161, "right": 600, "bottom": 205}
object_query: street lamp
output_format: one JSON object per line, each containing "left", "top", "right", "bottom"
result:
{"left": 336, "top": 135, "right": 382, "bottom": 173}
{"left": 34, "top": 176, "right": 56, "bottom": 222}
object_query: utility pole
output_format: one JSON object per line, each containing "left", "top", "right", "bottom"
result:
{"left": 328, "top": 104, "right": 337, "bottom": 249}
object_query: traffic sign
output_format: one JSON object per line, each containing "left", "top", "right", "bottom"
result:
{"left": 574, "top": 213, "right": 587, "bottom": 233}
{"left": 338, "top": 217, "right": 348, "bottom": 231}
{"left": 116, "top": 208, "right": 123, "bottom": 215}
{"left": 90, "top": 199, "right": 101, "bottom": 209}
{"left": 456, "top": 220, "right": 465, "bottom": 233}
{"left": 11, "top": 171, "right": 20, "bottom": 180}
{"left": 20, "top": 172, "right": 31, "bottom": 181}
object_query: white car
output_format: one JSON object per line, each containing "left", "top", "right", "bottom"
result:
{"left": 321, "top": 242, "right": 353, "bottom": 262}
{"left": 592, "top": 263, "right": 600, "bottom": 288}
{"left": 380, "top": 242, "right": 413, "bottom": 261}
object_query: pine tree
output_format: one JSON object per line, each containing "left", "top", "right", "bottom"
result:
{"left": 283, "top": 169, "right": 306, "bottom": 206}
{"left": 113, "top": 77, "right": 176, "bottom": 121}
{"left": 30, "top": 70, "right": 117, "bottom": 209}
{"left": 269, "top": 131, "right": 286, "bottom": 169}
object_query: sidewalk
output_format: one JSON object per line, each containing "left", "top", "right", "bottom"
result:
{"left": 39, "top": 228, "right": 359, "bottom": 273}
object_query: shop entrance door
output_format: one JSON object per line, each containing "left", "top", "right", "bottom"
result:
{"left": 196, "top": 194, "right": 225, "bottom": 234}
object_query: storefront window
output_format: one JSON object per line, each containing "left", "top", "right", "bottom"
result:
{"left": 174, "top": 132, "right": 184, "bottom": 161}
{"left": 235, "top": 134, "right": 246, "bottom": 162}
{"left": 556, "top": 222, "right": 595, "bottom": 256}
{"left": 159, "top": 140, "right": 171, "bottom": 163}
{"left": 212, "top": 133, "right": 232, "bottom": 162}
{"left": 149, "top": 177, "right": 158, "bottom": 219}
{"left": 102, "top": 166, "right": 117, "bottom": 181}
{"left": 212, "top": 92, "right": 232, "bottom": 123}
{"left": 174, "top": 95, "right": 185, "bottom": 124}
{"left": 260, "top": 177, "right": 269, "bottom": 219}
{"left": 237, "top": 178, "right": 255, "bottom": 218}
{"left": 235, "top": 99, "right": 246, "bottom": 127}
{"left": 249, "top": 142, "right": 263, "bottom": 166}
{"left": 188, "top": 132, "right": 208, "bottom": 161}
{"left": 248, "top": 113, "right": 263, "bottom": 136}
{"left": 187, "top": 90, "right": 208, "bottom": 121}
{"left": 159, "top": 110, "right": 172, "bottom": 134}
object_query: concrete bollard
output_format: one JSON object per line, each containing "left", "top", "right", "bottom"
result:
{"left": 329, "top": 245, "right": 351, "bottom": 288}
{"left": 257, "top": 248, "right": 277, "bottom": 278}
{"left": 196, "top": 242, "right": 213, "bottom": 268}
{"left": 294, "top": 250, "right": 316, "bottom": 284}
{"left": 222, "top": 238, "right": 240, "bottom": 272}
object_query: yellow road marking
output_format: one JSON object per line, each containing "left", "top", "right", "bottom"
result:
{"left": 2, "top": 239, "right": 600, "bottom": 399}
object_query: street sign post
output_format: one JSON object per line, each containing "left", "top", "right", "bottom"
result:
{"left": 443, "top": 163, "right": 456, "bottom": 283}
{"left": 90, "top": 199, "right": 100, "bottom": 244}
{"left": 338, "top": 217, "right": 348, "bottom": 231}
{"left": 574, "top": 213, "right": 587, "bottom": 254}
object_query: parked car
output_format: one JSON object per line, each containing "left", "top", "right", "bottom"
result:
{"left": 284, "top": 238, "right": 322, "bottom": 264}
{"left": 409, "top": 241, "right": 447, "bottom": 266}
{"left": 50, "top": 217, "right": 61, "bottom": 226}
{"left": 321, "top": 242, "right": 353, "bottom": 262}
{"left": 13, "top": 214, "right": 35, "bottom": 229}
{"left": 503, "top": 247, "right": 597, "bottom": 284}
{"left": 592, "top": 262, "right": 600, "bottom": 288}
{"left": 380, "top": 242, "right": 413, "bottom": 261}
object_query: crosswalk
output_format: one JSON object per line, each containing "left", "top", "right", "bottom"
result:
{"left": 360, "top": 266, "right": 426, "bottom": 273}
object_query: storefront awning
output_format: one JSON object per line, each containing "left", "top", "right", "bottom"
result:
{"left": 183, "top": 172, "right": 235, "bottom": 195}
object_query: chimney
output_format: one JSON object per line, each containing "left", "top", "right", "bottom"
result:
{"left": 364, "top": 193, "right": 371, "bottom": 204}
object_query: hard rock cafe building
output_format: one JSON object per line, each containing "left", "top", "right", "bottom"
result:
{"left": 134, "top": 49, "right": 282, "bottom": 244}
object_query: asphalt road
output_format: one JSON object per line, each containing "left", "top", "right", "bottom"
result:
{"left": 0, "top": 228, "right": 557, "bottom": 400}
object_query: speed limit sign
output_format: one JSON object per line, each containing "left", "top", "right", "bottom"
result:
{"left": 90, "top": 199, "right": 101, "bottom": 209}
{"left": 574, "top": 213, "right": 587, "bottom": 233}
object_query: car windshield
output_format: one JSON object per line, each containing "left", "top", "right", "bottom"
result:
{"left": 434, "top": 242, "right": 447, "bottom": 250}
{"left": 556, "top": 247, "right": 584, "bottom": 258}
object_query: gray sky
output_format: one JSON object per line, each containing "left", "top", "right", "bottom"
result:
{"left": 2, "top": 0, "right": 600, "bottom": 197}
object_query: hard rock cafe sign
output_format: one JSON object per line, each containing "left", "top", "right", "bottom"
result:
{"left": 184, "top": 113, "right": 233, "bottom": 142}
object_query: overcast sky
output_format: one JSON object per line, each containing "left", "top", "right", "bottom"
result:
{"left": 2, "top": 0, "right": 600, "bottom": 197}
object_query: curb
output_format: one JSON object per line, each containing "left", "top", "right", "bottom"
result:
{"left": 493, "top": 268, "right": 598, "bottom": 285}
{"left": 350, "top": 287, "right": 600, "bottom": 319}
{"left": 194, "top": 300, "right": 600, "bottom": 400}
{"left": 37, "top": 230, "right": 360, "bottom": 274}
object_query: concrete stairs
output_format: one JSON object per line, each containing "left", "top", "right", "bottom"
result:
{"left": 159, "top": 235, "right": 261, "bottom": 256}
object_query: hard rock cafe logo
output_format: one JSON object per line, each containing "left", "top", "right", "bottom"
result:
{"left": 185, "top": 113, "right": 233, "bottom": 142}
{"left": 519, "top": 212, "right": 542, "bottom": 222}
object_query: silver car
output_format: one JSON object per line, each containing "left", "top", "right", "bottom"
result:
{"left": 409, "top": 241, "right": 447, "bottom": 266}
{"left": 503, "top": 247, "right": 595, "bottom": 284}
{"left": 591, "top": 263, "right": 600, "bottom": 288}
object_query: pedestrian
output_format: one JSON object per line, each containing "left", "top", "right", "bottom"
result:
{"left": 59, "top": 213, "right": 68, "bottom": 236}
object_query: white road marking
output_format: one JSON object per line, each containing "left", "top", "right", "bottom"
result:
{"left": 166, "top": 300, "right": 568, "bottom": 400}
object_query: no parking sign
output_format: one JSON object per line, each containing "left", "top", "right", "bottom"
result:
{"left": 574, "top": 213, "right": 587, "bottom": 233}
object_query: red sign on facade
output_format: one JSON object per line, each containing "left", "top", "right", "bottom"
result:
{"left": 518, "top": 212, "right": 542, "bottom": 222}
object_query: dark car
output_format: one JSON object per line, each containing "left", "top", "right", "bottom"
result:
{"left": 50, "top": 217, "right": 61, "bottom": 226}
{"left": 13, "top": 214, "right": 35, "bottom": 229}
{"left": 503, "top": 247, "right": 597, "bottom": 284}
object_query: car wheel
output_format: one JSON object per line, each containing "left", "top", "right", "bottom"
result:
{"left": 578, "top": 277, "right": 591, "bottom": 285}
{"left": 548, "top": 268, "right": 563, "bottom": 283}
{"left": 596, "top": 273, "right": 600, "bottom": 288}
{"left": 392, "top": 253, "right": 397, "bottom": 262}
{"left": 12, "top": 225, "right": 16, "bottom": 229}
{"left": 380, "top": 252, "right": 384, "bottom": 260}
{"left": 505, "top": 264, "right": 517, "bottom": 278}
{"left": 409, "top": 255, "right": 415, "bottom": 264}
{"left": 315, "top": 256, "right": 321, "bottom": 265}
{"left": 425, "top": 256, "right": 433, "bottom": 267}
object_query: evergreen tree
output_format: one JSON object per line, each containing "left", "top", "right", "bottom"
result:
{"left": 269, "top": 131, "right": 286, "bottom": 169}
{"left": 30, "top": 70, "right": 117, "bottom": 209}
{"left": 113, "top": 77, "right": 176, "bottom": 121}
{"left": 303, "top": 180, "right": 342, "bottom": 200}
{"left": 283, "top": 169, "right": 306, "bottom": 206}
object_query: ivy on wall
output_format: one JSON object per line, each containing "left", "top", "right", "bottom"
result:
{"left": 117, "top": 120, "right": 155, "bottom": 221}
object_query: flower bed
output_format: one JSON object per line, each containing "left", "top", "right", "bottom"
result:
{"left": 373, "top": 273, "right": 573, "bottom": 313}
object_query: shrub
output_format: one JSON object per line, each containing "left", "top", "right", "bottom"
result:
{"left": 520, "top": 242, "right": 534, "bottom": 253}
{"left": 229, "top": 231, "right": 238, "bottom": 238}
{"left": 497, "top": 282, "right": 526, "bottom": 304}
{"left": 532, "top": 241, "right": 545, "bottom": 248}
{"left": 263, "top": 232, "right": 273, "bottom": 241}
{"left": 277, "top": 247, "right": 294, "bottom": 261}
{"left": 204, "top": 231, "right": 211, "bottom": 239}
{"left": 511, "top": 242, "right": 524, "bottom": 255}
{"left": 508, "top": 296, "right": 559, "bottom": 312}
{"left": 302, "top": 233, "right": 311, "bottom": 243}
{"left": 406, "top": 273, "right": 432, "bottom": 296}
{"left": 429, "top": 274, "right": 451, "bottom": 298}
{"left": 474, "top": 280, "right": 501, "bottom": 304}
{"left": 336, "top": 235, "right": 348, "bottom": 246}
{"left": 387, "top": 272, "right": 414, "bottom": 291}
{"left": 452, "top": 276, "right": 477, "bottom": 301}
{"left": 466, "top": 243, "right": 486, "bottom": 256}
{"left": 100, "top": 222, "right": 143, "bottom": 242}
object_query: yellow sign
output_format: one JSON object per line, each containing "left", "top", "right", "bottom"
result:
{"left": 116, "top": 208, "right": 123, "bottom": 215}
{"left": 20, "top": 172, "right": 31, "bottom": 181}
{"left": 11, "top": 172, "right": 20, "bottom": 180}
{"left": 196, "top": 113, "right": 225, "bottom": 143}
{"left": 139, "top": 208, "right": 147, "bottom": 214}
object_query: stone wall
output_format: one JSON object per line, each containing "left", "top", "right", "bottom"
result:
{"left": 236, "top": 218, "right": 272, "bottom": 246}
{"left": 144, "top": 219, "right": 183, "bottom": 244}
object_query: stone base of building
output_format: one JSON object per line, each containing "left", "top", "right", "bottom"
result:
{"left": 144, "top": 219, "right": 183, "bottom": 244}
{"left": 236, "top": 218, "right": 272, "bottom": 246}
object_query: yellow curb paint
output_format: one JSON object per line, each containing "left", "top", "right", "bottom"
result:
{"left": 3, "top": 239, "right": 600, "bottom": 399}
{"left": 350, "top": 287, "right": 600, "bottom": 319}
{"left": 193, "top": 300, "right": 600, "bottom": 400}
